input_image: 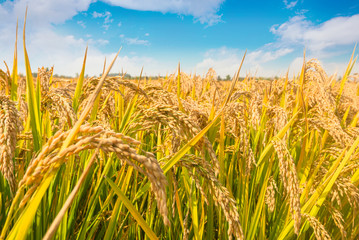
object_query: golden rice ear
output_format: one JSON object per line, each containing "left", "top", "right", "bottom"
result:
{"left": 303, "top": 213, "right": 331, "bottom": 240}
{"left": 0, "top": 96, "right": 23, "bottom": 193}
{"left": 272, "top": 138, "right": 301, "bottom": 234}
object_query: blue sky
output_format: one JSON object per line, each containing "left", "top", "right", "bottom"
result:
{"left": 0, "top": 0, "right": 358, "bottom": 77}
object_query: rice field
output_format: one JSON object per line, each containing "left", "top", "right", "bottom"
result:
{"left": 1, "top": 19, "right": 359, "bottom": 240}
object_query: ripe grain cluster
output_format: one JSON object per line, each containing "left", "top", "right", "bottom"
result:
{"left": 1, "top": 23, "right": 359, "bottom": 239}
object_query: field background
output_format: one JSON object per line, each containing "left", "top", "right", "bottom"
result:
{"left": 1, "top": 19, "right": 359, "bottom": 240}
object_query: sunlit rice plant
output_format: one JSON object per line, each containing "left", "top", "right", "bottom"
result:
{"left": 1, "top": 12, "right": 359, "bottom": 240}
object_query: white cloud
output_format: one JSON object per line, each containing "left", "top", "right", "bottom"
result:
{"left": 77, "top": 20, "right": 86, "bottom": 28}
{"left": 247, "top": 47, "right": 293, "bottom": 63}
{"left": 195, "top": 46, "right": 294, "bottom": 77}
{"left": 118, "top": 34, "right": 150, "bottom": 46}
{"left": 0, "top": 0, "right": 92, "bottom": 25}
{"left": 283, "top": 0, "right": 298, "bottom": 9}
{"left": 265, "top": 13, "right": 359, "bottom": 77}
{"left": 124, "top": 37, "right": 149, "bottom": 45}
{"left": 92, "top": 11, "right": 112, "bottom": 23}
{"left": 102, "top": 0, "right": 224, "bottom": 25}
{"left": 92, "top": 11, "right": 113, "bottom": 30}
{"left": 92, "top": 11, "right": 103, "bottom": 18}
{"left": 270, "top": 14, "right": 359, "bottom": 53}
{"left": 0, "top": 0, "right": 158, "bottom": 77}
{"left": 196, "top": 47, "right": 242, "bottom": 77}
{"left": 92, "top": 39, "right": 109, "bottom": 45}
{"left": 145, "top": 33, "right": 149, "bottom": 36}
{"left": 117, "top": 21, "right": 122, "bottom": 27}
